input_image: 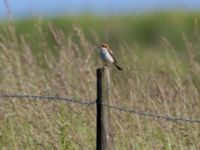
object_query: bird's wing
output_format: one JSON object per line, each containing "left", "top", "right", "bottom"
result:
{"left": 108, "top": 49, "right": 117, "bottom": 63}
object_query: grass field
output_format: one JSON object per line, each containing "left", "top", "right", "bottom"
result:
{"left": 0, "top": 12, "right": 200, "bottom": 149}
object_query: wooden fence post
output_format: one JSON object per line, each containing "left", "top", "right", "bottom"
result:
{"left": 96, "top": 67, "right": 115, "bottom": 150}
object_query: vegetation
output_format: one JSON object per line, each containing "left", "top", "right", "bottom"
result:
{"left": 0, "top": 12, "right": 200, "bottom": 149}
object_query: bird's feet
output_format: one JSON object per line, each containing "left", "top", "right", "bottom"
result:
{"left": 101, "top": 66, "right": 105, "bottom": 72}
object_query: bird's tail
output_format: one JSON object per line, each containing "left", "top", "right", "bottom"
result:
{"left": 114, "top": 63, "right": 123, "bottom": 70}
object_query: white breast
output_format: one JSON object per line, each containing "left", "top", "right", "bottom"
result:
{"left": 99, "top": 47, "right": 114, "bottom": 63}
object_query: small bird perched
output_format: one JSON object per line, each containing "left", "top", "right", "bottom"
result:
{"left": 98, "top": 42, "right": 123, "bottom": 70}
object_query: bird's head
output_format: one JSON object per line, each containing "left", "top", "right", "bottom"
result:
{"left": 98, "top": 42, "right": 110, "bottom": 49}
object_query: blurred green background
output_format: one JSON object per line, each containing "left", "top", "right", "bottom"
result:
{"left": 1, "top": 11, "right": 200, "bottom": 52}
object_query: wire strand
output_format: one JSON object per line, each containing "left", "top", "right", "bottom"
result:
{"left": 101, "top": 103, "right": 200, "bottom": 123}
{"left": 0, "top": 94, "right": 200, "bottom": 123}
{"left": 0, "top": 94, "right": 96, "bottom": 105}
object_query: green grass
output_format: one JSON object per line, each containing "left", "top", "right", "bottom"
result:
{"left": 2, "top": 11, "right": 200, "bottom": 50}
{"left": 0, "top": 12, "right": 200, "bottom": 149}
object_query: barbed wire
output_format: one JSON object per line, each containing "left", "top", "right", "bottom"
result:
{"left": 0, "top": 94, "right": 96, "bottom": 105}
{"left": 102, "top": 103, "right": 200, "bottom": 123}
{"left": 0, "top": 94, "right": 200, "bottom": 123}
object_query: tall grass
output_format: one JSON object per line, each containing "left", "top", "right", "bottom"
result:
{"left": 0, "top": 14, "right": 200, "bottom": 149}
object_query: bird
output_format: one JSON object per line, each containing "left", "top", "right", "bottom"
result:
{"left": 98, "top": 42, "right": 123, "bottom": 70}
